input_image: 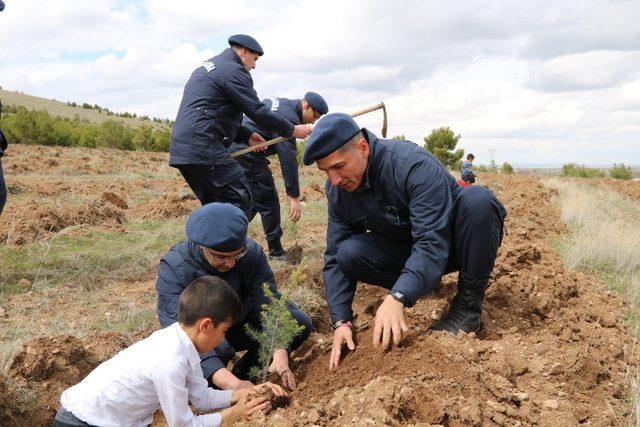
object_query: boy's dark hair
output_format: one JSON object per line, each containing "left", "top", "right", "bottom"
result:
{"left": 178, "top": 276, "right": 241, "bottom": 327}
{"left": 467, "top": 153, "right": 475, "bottom": 160}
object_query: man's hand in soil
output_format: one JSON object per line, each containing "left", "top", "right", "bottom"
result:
{"left": 329, "top": 324, "right": 355, "bottom": 370}
{"left": 221, "top": 386, "right": 269, "bottom": 423}
{"left": 373, "top": 295, "right": 408, "bottom": 350}
{"left": 248, "top": 132, "right": 267, "bottom": 152}
{"left": 268, "top": 348, "right": 296, "bottom": 389}
{"left": 288, "top": 196, "right": 302, "bottom": 222}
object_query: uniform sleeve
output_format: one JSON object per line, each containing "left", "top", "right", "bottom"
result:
{"left": 390, "top": 160, "right": 453, "bottom": 305}
{"left": 323, "top": 202, "right": 362, "bottom": 323}
{"left": 199, "top": 348, "right": 228, "bottom": 380}
{"left": 236, "top": 125, "right": 254, "bottom": 144}
{"left": 275, "top": 138, "right": 300, "bottom": 198}
{"left": 156, "top": 256, "right": 186, "bottom": 328}
{"left": 150, "top": 360, "right": 224, "bottom": 427}
{"left": 223, "top": 72, "right": 294, "bottom": 138}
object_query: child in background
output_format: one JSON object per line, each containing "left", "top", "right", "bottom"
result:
{"left": 55, "top": 276, "right": 286, "bottom": 427}
{"left": 461, "top": 153, "right": 476, "bottom": 184}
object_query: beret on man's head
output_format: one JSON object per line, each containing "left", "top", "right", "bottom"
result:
{"left": 186, "top": 203, "right": 248, "bottom": 251}
{"left": 228, "top": 34, "right": 264, "bottom": 56}
{"left": 304, "top": 92, "right": 328, "bottom": 115}
{"left": 302, "top": 113, "right": 361, "bottom": 165}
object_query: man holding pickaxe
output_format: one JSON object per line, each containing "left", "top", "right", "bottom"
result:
{"left": 302, "top": 113, "right": 507, "bottom": 370}
{"left": 169, "top": 34, "right": 312, "bottom": 218}
{"left": 231, "top": 92, "right": 328, "bottom": 258}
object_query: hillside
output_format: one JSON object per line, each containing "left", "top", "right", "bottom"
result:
{"left": 0, "top": 88, "right": 167, "bottom": 128}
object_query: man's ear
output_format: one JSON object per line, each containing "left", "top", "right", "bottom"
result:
{"left": 357, "top": 138, "right": 369, "bottom": 158}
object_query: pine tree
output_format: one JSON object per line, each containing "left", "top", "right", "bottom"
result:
{"left": 423, "top": 126, "right": 464, "bottom": 170}
{"left": 245, "top": 283, "right": 304, "bottom": 383}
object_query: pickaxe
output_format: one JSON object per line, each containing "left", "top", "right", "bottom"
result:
{"left": 230, "top": 101, "right": 388, "bottom": 158}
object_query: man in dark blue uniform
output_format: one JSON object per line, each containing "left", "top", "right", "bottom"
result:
{"left": 302, "top": 113, "right": 507, "bottom": 370}
{"left": 234, "top": 92, "right": 328, "bottom": 257}
{"left": 169, "top": 34, "right": 313, "bottom": 218}
{"left": 155, "top": 203, "right": 312, "bottom": 390}
{"left": 0, "top": 99, "right": 8, "bottom": 216}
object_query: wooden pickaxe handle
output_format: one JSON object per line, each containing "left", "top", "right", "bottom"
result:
{"left": 230, "top": 102, "right": 387, "bottom": 158}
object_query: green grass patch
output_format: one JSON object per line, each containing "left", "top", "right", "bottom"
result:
{"left": 0, "top": 219, "right": 184, "bottom": 296}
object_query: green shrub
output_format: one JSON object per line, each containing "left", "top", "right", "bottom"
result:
{"left": 561, "top": 163, "right": 606, "bottom": 178}
{"left": 477, "top": 160, "right": 498, "bottom": 173}
{"left": 0, "top": 105, "right": 172, "bottom": 152}
{"left": 609, "top": 163, "right": 633, "bottom": 180}
{"left": 501, "top": 162, "right": 514, "bottom": 174}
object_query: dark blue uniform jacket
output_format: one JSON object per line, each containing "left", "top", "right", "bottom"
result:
{"left": 169, "top": 48, "right": 294, "bottom": 173}
{"left": 240, "top": 97, "right": 302, "bottom": 198}
{"left": 156, "top": 238, "right": 278, "bottom": 375}
{"left": 324, "top": 130, "right": 463, "bottom": 323}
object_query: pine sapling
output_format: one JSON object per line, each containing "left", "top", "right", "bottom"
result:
{"left": 245, "top": 283, "right": 304, "bottom": 384}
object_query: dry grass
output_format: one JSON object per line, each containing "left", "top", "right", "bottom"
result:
{"left": 545, "top": 178, "right": 640, "bottom": 424}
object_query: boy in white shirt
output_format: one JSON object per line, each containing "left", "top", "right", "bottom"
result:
{"left": 55, "top": 276, "right": 286, "bottom": 426}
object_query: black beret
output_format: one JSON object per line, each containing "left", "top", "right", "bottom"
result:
{"left": 228, "top": 34, "right": 264, "bottom": 56}
{"left": 302, "top": 113, "right": 361, "bottom": 165}
{"left": 304, "top": 91, "right": 328, "bottom": 115}
{"left": 0, "top": 1, "right": 5, "bottom": 11}
{"left": 185, "top": 203, "right": 248, "bottom": 251}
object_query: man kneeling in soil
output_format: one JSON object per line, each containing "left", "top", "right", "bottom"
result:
{"left": 156, "top": 202, "right": 312, "bottom": 390}
{"left": 56, "top": 276, "right": 286, "bottom": 426}
{"left": 302, "top": 113, "right": 507, "bottom": 370}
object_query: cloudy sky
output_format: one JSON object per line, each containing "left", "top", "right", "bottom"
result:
{"left": 1, "top": 0, "right": 639, "bottom": 166}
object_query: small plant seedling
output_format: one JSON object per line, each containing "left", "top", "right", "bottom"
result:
{"left": 245, "top": 283, "right": 304, "bottom": 385}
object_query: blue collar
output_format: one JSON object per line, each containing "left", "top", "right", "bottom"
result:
{"left": 357, "top": 129, "right": 378, "bottom": 192}
{"left": 294, "top": 99, "right": 303, "bottom": 123}
{"left": 220, "top": 48, "right": 244, "bottom": 67}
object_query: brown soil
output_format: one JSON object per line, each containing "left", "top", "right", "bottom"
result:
{"left": 0, "top": 198, "right": 125, "bottom": 245}
{"left": 590, "top": 178, "right": 640, "bottom": 201}
{"left": 3, "top": 333, "right": 131, "bottom": 425}
{"left": 135, "top": 193, "right": 200, "bottom": 220}
{"left": 301, "top": 182, "right": 326, "bottom": 202}
{"left": 245, "top": 175, "right": 637, "bottom": 426}
{"left": 0, "top": 146, "right": 637, "bottom": 426}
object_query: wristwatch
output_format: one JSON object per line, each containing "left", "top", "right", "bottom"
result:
{"left": 389, "top": 290, "right": 409, "bottom": 307}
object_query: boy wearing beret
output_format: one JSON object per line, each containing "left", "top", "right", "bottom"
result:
{"left": 302, "top": 113, "right": 507, "bottom": 370}
{"left": 170, "top": 34, "right": 313, "bottom": 219}
{"left": 232, "top": 92, "right": 329, "bottom": 258}
{"left": 156, "top": 203, "right": 312, "bottom": 391}
{"left": 56, "top": 276, "right": 287, "bottom": 426}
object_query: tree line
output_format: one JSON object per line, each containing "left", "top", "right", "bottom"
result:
{"left": 0, "top": 105, "right": 171, "bottom": 152}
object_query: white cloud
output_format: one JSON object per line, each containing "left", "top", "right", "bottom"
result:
{"left": 0, "top": 0, "right": 639, "bottom": 165}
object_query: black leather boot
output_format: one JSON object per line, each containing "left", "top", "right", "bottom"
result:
{"left": 429, "top": 272, "right": 487, "bottom": 334}
{"left": 267, "top": 238, "right": 286, "bottom": 258}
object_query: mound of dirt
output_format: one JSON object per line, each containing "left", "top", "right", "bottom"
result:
{"left": 101, "top": 191, "right": 128, "bottom": 209}
{"left": 0, "top": 198, "right": 125, "bottom": 245}
{"left": 253, "top": 175, "right": 637, "bottom": 426}
{"left": 0, "top": 372, "right": 39, "bottom": 426}
{"left": 7, "top": 335, "right": 98, "bottom": 420}
{"left": 597, "top": 178, "right": 640, "bottom": 201}
{"left": 136, "top": 193, "right": 199, "bottom": 219}
{"left": 4, "top": 332, "right": 131, "bottom": 424}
